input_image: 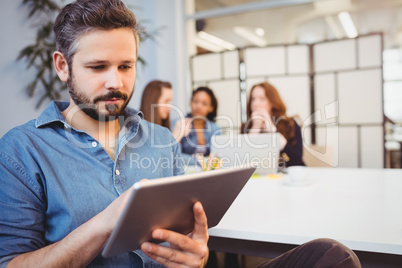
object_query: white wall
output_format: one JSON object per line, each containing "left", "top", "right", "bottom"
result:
{"left": 131, "top": 0, "right": 187, "bottom": 114}
{"left": 0, "top": 0, "right": 185, "bottom": 137}
{"left": 0, "top": 1, "right": 45, "bottom": 137}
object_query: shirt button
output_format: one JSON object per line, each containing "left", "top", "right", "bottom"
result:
{"left": 115, "top": 170, "right": 120, "bottom": 176}
{"left": 92, "top": 142, "right": 97, "bottom": 147}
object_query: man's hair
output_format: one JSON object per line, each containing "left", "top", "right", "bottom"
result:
{"left": 53, "top": 0, "right": 140, "bottom": 70}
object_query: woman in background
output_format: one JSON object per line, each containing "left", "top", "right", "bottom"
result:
{"left": 173, "top": 86, "right": 221, "bottom": 159}
{"left": 140, "top": 80, "right": 173, "bottom": 128}
{"left": 140, "top": 82, "right": 220, "bottom": 162}
{"left": 242, "top": 81, "right": 304, "bottom": 167}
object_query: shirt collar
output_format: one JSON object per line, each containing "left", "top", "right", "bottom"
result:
{"left": 35, "top": 101, "right": 69, "bottom": 128}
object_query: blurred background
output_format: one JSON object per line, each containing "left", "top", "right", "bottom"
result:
{"left": 186, "top": 0, "right": 402, "bottom": 169}
{"left": 0, "top": 0, "right": 401, "bottom": 168}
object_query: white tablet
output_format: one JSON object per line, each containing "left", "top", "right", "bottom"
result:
{"left": 101, "top": 165, "right": 256, "bottom": 257}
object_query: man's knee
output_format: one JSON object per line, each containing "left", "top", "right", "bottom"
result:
{"left": 304, "top": 238, "right": 361, "bottom": 268}
{"left": 305, "top": 238, "right": 342, "bottom": 250}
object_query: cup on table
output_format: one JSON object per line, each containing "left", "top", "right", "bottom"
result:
{"left": 286, "top": 166, "right": 309, "bottom": 184}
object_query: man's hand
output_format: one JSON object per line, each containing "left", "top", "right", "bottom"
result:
{"left": 140, "top": 202, "right": 209, "bottom": 268}
{"left": 96, "top": 187, "right": 133, "bottom": 236}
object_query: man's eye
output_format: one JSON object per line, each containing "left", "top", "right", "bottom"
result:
{"left": 90, "top": 65, "right": 105, "bottom": 70}
{"left": 120, "top": 65, "right": 132, "bottom": 70}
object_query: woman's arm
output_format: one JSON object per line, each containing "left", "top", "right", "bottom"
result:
{"left": 172, "top": 118, "right": 192, "bottom": 143}
{"left": 280, "top": 122, "right": 304, "bottom": 166}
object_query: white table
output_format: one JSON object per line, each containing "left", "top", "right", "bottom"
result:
{"left": 208, "top": 168, "right": 402, "bottom": 267}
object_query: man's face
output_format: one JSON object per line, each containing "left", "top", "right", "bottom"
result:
{"left": 67, "top": 28, "right": 137, "bottom": 121}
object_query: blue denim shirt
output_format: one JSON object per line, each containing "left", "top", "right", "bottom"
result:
{"left": 0, "top": 101, "right": 184, "bottom": 268}
{"left": 171, "top": 115, "right": 221, "bottom": 166}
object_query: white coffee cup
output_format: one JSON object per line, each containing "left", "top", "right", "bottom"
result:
{"left": 287, "top": 166, "right": 308, "bottom": 184}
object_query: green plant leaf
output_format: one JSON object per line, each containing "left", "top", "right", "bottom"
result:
{"left": 137, "top": 56, "right": 146, "bottom": 67}
{"left": 16, "top": 46, "right": 35, "bottom": 61}
{"left": 27, "top": 80, "right": 38, "bottom": 97}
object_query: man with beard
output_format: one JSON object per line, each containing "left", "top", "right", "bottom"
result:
{"left": 0, "top": 0, "right": 209, "bottom": 267}
{"left": 0, "top": 0, "right": 361, "bottom": 268}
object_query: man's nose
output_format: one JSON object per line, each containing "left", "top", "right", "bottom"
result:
{"left": 105, "top": 68, "right": 123, "bottom": 90}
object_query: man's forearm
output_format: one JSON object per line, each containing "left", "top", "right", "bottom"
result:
{"left": 6, "top": 188, "right": 131, "bottom": 267}
{"left": 7, "top": 214, "right": 109, "bottom": 268}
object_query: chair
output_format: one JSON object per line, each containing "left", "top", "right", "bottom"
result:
{"left": 303, "top": 145, "right": 333, "bottom": 167}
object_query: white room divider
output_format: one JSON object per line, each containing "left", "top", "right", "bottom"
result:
{"left": 313, "top": 34, "right": 384, "bottom": 168}
{"left": 191, "top": 50, "right": 241, "bottom": 133}
{"left": 190, "top": 33, "right": 384, "bottom": 168}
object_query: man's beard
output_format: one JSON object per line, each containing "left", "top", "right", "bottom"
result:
{"left": 67, "top": 76, "right": 133, "bottom": 122}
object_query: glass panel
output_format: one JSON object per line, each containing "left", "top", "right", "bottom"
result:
{"left": 384, "top": 62, "right": 402, "bottom": 81}
{"left": 383, "top": 49, "right": 402, "bottom": 63}
{"left": 384, "top": 81, "right": 402, "bottom": 122}
{"left": 384, "top": 49, "right": 402, "bottom": 123}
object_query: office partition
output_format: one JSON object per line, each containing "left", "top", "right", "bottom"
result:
{"left": 191, "top": 50, "right": 241, "bottom": 134}
{"left": 313, "top": 34, "right": 384, "bottom": 168}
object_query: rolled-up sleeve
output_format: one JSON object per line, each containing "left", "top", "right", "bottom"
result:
{"left": 0, "top": 151, "right": 46, "bottom": 268}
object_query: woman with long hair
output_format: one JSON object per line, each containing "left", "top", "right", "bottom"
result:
{"left": 139, "top": 80, "right": 173, "bottom": 128}
{"left": 242, "top": 81, "right": 304, "bottom": 167}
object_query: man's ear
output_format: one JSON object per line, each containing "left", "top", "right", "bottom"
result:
{"left": 53, "top": 51, "right": 69, "bottom": 82}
